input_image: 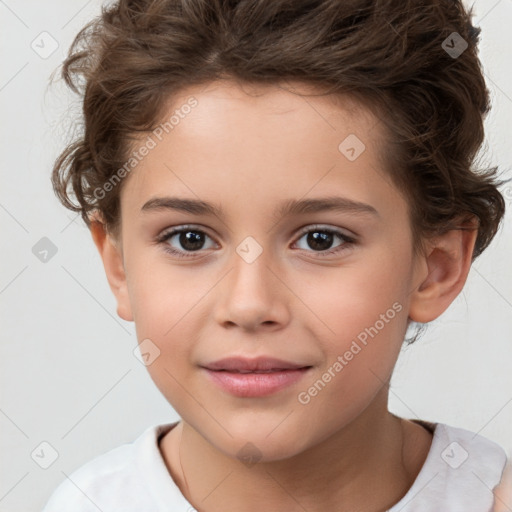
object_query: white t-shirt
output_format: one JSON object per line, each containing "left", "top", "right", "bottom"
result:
{"left": 41, "top": 420, "right": 507, "bottom": 511}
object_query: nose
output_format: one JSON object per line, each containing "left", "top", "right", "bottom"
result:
{"left": 214, "top": 247, "right": 291, "bottom": 333}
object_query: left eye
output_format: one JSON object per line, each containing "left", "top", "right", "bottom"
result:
{"left": 156, "top": 225, "right": 355, "bottom": 259}
{"left": 293, "top": 226, "right": 355, "bottom": 256}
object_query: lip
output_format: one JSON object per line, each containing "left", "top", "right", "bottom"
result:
{"left": 202, "top": 356, "right": 310, "bottom": 372}
{"left": 200, "top": 357, "right": 312, "bottom": 398}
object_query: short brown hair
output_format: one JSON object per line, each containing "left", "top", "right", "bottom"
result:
{"left": 51, "top": 0, "right": 507, "bottom": 259}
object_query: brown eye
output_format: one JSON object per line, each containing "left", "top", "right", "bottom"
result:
{"left": 293, "top": 225, "right": 356, "bottom": 256}
{"left": 156, "top": 226, "right": 217, "bottom": 258}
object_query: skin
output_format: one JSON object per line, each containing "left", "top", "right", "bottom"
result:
{"left": 493, "top": 457, "right": 512, "bottom": 511}
{"left": 91, "top": 79, "right": 478, "bottom": 511}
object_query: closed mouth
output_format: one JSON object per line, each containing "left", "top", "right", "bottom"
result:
{"left": 211, "top": 367, "right": 311, "bottom": 374}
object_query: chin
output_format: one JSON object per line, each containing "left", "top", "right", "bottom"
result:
{"left": 222, "top": 435, "right": 308, "bottom": 465}
{"left": 199, "top": 419, "right": 313, "bottom": 464}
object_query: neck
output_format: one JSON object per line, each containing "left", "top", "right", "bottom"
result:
{"left": 160, "top": 390, "right": 432, "bottom": 511}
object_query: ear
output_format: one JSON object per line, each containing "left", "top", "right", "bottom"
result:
{"left": 408, "top": 219, "right": 478, "bottom": 323}
{"left": 89, "top": 212, "right": 133, "bottom": 322}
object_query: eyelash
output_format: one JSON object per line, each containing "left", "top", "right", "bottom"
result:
{"left": 155, "top": 224, "right": 356, "bottom": 260}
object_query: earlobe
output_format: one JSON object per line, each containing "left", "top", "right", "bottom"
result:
{"left": 408, "top": 222, "right": 478, "bottom": 324}
{"left": 89, "top": 215, "right": 134, "bottom": 322}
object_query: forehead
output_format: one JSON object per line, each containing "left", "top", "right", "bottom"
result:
{"left": 160, "top": 79, "right": 381, "bottom": 135}
{"left": 119, "top": 79, "right": 398, "bottom": 219}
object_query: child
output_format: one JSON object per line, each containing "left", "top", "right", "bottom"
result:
{"left": 43, "top": 0, "right": 511, "bottom": 510}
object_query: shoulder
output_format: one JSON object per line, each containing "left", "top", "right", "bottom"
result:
{"left": 41, "top": 423, "right": 178, "bottom": 512}
{"left": 436, "top": 423, "right": 507, "bottom": 474}
{"left": 413, "top": 419, "right": 506, "bottom": 473}
{"left": 390, "top": 421, "right": 508, "bottom": 511}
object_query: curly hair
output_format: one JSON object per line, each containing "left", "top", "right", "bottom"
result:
{"left": 51, "top": 0, "right": 506, "bottom": 259}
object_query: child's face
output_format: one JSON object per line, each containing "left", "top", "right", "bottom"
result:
{"left": 112, "top": 80, "right": 426, "bottom": 459}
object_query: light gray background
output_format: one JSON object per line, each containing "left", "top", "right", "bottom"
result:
{"left": 1, "top": 1, "right": 511, "bottom": 510}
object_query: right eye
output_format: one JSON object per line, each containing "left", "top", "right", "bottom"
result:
{"left": 155, "top": 225, "right": 218, "bottom": 258}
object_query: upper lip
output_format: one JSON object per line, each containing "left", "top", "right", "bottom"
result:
{"left": 202, "top": 356, "right": 311, "bottom": 372}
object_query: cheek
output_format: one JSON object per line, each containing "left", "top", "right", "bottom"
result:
{"left": 129, "top": 271, "right": 198, "bottom": 414}
{"left": 295, "top": 247, "right": 411, "bottom": 406}
{"left": 127, "top": 251, "right": 204, "bottom": 332}
{"left": 127, "top": 257, "right": 198, "bottom": 372}
{"left": 310, "top": 276, "right": 407, "bottom": 386}
{"left": 306, "top": 246, "right": 411, "bottom": 343}
{"left": 294, "top": 301, "right": 408, "bottom": 444}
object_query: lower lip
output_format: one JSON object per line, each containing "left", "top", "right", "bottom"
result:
{"left": 203, "top": 368, "right": 311, "bottom": 397}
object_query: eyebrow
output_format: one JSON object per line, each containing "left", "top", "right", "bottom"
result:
{"left": 140, "top": 196, "right": 379, "bottom": 220}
